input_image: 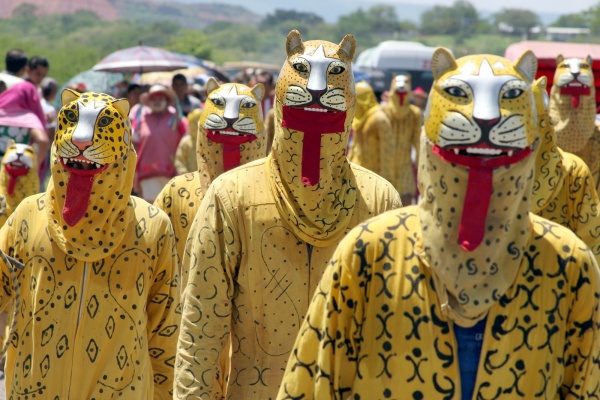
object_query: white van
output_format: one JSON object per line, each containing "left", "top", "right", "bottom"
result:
{"left": 355, "top": 41, "right": 450, "bottom": 99}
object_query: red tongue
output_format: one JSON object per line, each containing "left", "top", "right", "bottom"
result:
{"left": 282, "top": 105, "right": 346, "bottom": 186}
{"left": 433, "top": 145, "right": 532, "bottom": 252}
{"left": 3, "top": 164, "right": 29, "bottom": 196}
{"left": 458, "top": 167, "right": 493, "bottom": 251}
{"left": 560, "top": 85, "right": 591, "bottom": 108}
{"left": 62, "top": 165, "right": 107, "bottom": 227}
{"left": 396, "top": 91, "right": 408, "bottom": 106}
{"left": 206, "top": 131, "right": 257, "bottom": 172}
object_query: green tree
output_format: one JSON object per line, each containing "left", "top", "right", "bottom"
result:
{"left": 420, "top": 1, "right": 478, "bottom": 42}
{"left": 492, "top": 8, "right": 540, "bottom": 39}
{"left": 260, "top": 9, "right": 324, "bottom": 30}
{"left": 550, "top": 13, "right": 590, "bottom": 28}
{"left": 167, "top": 29, "right": 213, "bottom": 60}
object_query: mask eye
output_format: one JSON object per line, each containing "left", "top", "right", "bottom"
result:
{"left": 330, "top": 65, "right": 345, "bottom": 75}
{"left": 97, "top": 116, "right": 114, "bottom": 128}
{"left": 503, "top": 88, "right": 523, "bottom": 99}
{"left": 293, "top": 63, "right": 308, "bottom": 73}
{"left": 211, "top": 97, "right": 224, "bottom": 106}
{"left": 64, "top": 110, "right": 78, "bottom": 122}
{"left": 444, "top": 86, "right": 468, "bottom": 98}
{"left": 241, "top": 99, "right": 256, "bottom": 108}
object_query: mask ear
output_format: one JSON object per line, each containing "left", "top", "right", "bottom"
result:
{"left": 431, "top": 48, "right": 457, "bottom": 80}
{"left": 111, "top": 98, "right": 130, "bottom": 119}
{"left": 206, "top": 78, "right": 220, "bottom": 96}
{"left": 61, "top": 88, "right": 80, "bottom": 106}
{"left": 515, "top": 50, "right": 537, "bottom": 82}
{"left": 251, "top": 83, "right": 265, "bottom": 101}
{"left": 556, "top": 54, "right": 564, "bottom": 64}
{"left": 586, "top": 55, "right": 593, "bottom": 65}
{"left": 337, "top": 34, "right": 356, "bottom": 61}
{"left": 286, "top": 30, "right": 305, "bottom": 57}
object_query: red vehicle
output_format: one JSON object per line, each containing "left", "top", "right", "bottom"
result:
{"left": 505, "top": 40, "right": 600, "bottom": 107}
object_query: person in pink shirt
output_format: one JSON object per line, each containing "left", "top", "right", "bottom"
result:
{"left": 0, "top": 80, "right": 49, "bottom": 171}
{"left": 130, "top": 84, "right": 186, "bottom": 202}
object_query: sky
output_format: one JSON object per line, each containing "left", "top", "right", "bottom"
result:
{"left": 199, "top": 0, "right": 599, "bottom": 22}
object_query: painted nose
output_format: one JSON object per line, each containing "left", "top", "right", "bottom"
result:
{"left": 474, "top": 117, "right": 500, "bottom": 129}
{"left": 309, "top": 89, "right": 326, "bottom": 101}
{"left": 72, "top": 138, "right": 93, "bottom": 151}
{"left": 224, "top": 117, "right": 238, "bottom": 127}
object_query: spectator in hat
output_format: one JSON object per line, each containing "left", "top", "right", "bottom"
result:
{"left": 130, "top": 84, "right": 186, "bottom": 202}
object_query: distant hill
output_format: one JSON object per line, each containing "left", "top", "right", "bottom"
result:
{"left": 0, "top": 0, "right": 262, "bottom": 28}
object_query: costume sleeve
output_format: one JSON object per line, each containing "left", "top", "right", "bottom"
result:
{"left": 277, "top": 230, "right": 364, "bottom": 399}
{"left": 561, "top": 244, "right": 600, "bottom": 396}
{"left": 565, "top": 157, "right": 600, "bottom": 263}
{"left": 0, "top": 215, "right": 17, "bottom": 314}
{"left": 174, "top": 136, "right": 191, "bottom": 175}
{"left": 372, "top": 110, "right": 395, "bottom": 185}
{"left": 175, "top": 183, "right": 240, "bottom": 399}
{"left": 145, "top": 216, "right": 181, "bottom": 400}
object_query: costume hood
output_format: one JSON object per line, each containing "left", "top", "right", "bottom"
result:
{"left": 549, "top": 55, "right": 596, "bottom": 153}
{"left": 197, "top": 79, "right": 266, "bottom": 181}
{"left": 352, "top": 80, "right": 379, "bottom": 132}
{"left": 418, "top": 49, "right": 539, "bottom": 326}
{"left": 45, "top": 89, "right": 136, "bottom": 262}
{"left": 266, "top": 30, "right": 357, "bottom": 247}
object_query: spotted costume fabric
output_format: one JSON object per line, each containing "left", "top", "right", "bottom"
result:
{"left": 0, "top": 142, "right": 38, "bottom": 226}
{"left": 532, "top": 76, "right": 600, "bottom": 262}
{"left": 348, "top": 81, "right": 394, "bottom": 184}
{"left": 155, "top": 80, "right": 267, "bottom": 264}
{"left": 383, "top": 74, "right": 422, "bottom": 205}
{"left": 278, "top": 50, "right": 600, "bottom": 398}
{"left": 0, "top": 90, "right": 180, "bottom": 399}
{"left": 174, "top": 30, "right": 401, "bottom": 400}
{"left": 549, "top": 55, "right": 600, "bottom": 190}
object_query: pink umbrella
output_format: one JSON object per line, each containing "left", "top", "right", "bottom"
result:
{"left": 92, "top": 45, "right": 189, "bottom": 74}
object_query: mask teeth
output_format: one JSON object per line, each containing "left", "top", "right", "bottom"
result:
{"left": 465, "top": 147, "right": 503, "bottom": 156}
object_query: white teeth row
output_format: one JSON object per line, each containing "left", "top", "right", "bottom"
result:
{"left": 218, "top": 131, "right": 240, "bottom": 136}
{"left": 453, "top": 148, "right": 512, "bottom": 156}
{"left": 63, "top": 157, "right": 101, "bottom": 168}
{"left": 304, "top": 107, "right": 328, "bottom": 112}
{"left": 569, "top": 82, "right": 582, "bottom": 86}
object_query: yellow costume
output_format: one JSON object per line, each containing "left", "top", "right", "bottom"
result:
{"left": 174, "top": 30, "right": 401, "bottom": 400}
{"left": 174, "top": 108, "right": 202, "bottom": 175}
{"left": 265, "top": 106, "right": 275, "bottom": 154}
{"left": 0, "top": 90, "right": 180, "bottom": 399}
{"left": 383, "top": 74, "right": 422, "bottom": 205}
{"left": 348, "top": 81, "right": 394, "bottom": 183}
{"left": 278, "top": 51, "right": 600, "bottom": 399}
{"left": 532, "top": 76, "right": 600, "bottom": 261}
{"left": 549, "top": 54, "right": 600, "bottom": 189}
{"left": 155, "top": 79, "right": 267, "bottom": 263}
{"left": 0, "top": 141, "right": 38, "bottom": 226}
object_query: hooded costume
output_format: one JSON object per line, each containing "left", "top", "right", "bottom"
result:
{"left": 549, "top": 54, "right": 600, "bottom": 190}
{"left": 173, "top": 107, "right": 202, "bottom": 175}
{"left": 0, "top": 141, "right": 39, "bottom": 226}
{"left": 174, "top": 30, "right": 401, "bottom": 400}
{"left": 0, "top": 90, "right": 180, "bottom": 399}
{"left": 348, "top": 80, "right": 394, "bottom": 183}
{"left": 383, "top": 74, "right": 423, "bottom": 205}
{"left": 154, "top": 80, "right": 267, "bottom": 263}
{"left": 277, "top": 50, "right": 600, "bottom": 399}
{"left": 532, "top": 76, "right": 600, "bottom": 262}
